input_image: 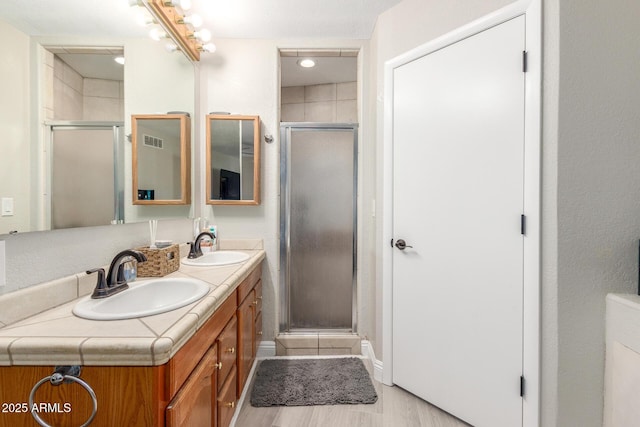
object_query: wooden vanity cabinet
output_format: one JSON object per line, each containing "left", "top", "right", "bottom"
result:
{"left": 236, "top": 265, "right": 263, "bottom": 397}
{"left": 0, "top": 263, "right": 263, "bottom": 427}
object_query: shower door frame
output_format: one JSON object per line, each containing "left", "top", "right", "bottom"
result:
{"left": 45, "top": 121, "right": 125, "bottom": 229}
{"left": 279, "top": 122, "right": 359, "bottom": 333}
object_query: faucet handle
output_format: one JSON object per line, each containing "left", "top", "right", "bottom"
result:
{"left": 87, "top": 268, "right": 108, "bottom": 298}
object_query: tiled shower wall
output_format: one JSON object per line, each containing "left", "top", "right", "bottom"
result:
{"left": 281, "top": 82, "right": 357, "bottom": 123}
{"left": 44, "top": 51, "right": 124, "bottom": 121}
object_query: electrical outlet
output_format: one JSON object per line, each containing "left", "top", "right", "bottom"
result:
{"left": 0, "top": 241, "right": 5, "bottom": 287}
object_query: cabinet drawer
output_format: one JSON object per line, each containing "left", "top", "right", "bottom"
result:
{"left": 254, "top": 279, "right": 262, "bottom": 318}
{"left": 237, "top": 262, "right": 262, "bottom": 303}
{"left": 217, "top": 364, "right": 237, "bottom": 427}
{"left": 217, "top": 314, "right": 237, "bottom": 389}
{"left": 166, "top": 346, "right": 217, "bottom": 427}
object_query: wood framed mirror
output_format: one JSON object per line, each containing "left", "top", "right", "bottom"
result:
{"left": 206, "top": 114, "right": 261, "bottom": 205}
{"left": 132, "top": 113, "right": 191, "bottom": 205}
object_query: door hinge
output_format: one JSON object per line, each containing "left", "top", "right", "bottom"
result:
{"left": 522, "top": 51, "right": 528, "bottom": 73}
{"left": 520, "top": 214, "right": 526, "bottom": 236}
{"left": 520, "top": 375, "right": 525, "bottom": 397}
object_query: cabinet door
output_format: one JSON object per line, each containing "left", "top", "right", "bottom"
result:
{"left": 166, "top": 346, "right": 217, "bottom": 427}
{"left": 237, "top": 290, "right": 255, "bottom": 395}
{"left": 255, "top": 310, "right": 263, "bottom": 358}
{"left": 254, "top": 280, "right": 262, "bottom": 319}
{"left": 217, "top": 365, "right": 237, "bottom": 427}
{"left": 217, "top": 314, "right": 237, "bottom": 389}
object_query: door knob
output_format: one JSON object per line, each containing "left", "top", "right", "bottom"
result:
{"left": 395, "top": 239, "right": 413, "bottom": 250}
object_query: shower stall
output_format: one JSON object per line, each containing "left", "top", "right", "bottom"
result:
{"left": 280, "top": 123, "right": 358, "bottom": 332}
{"left": 46, "top": 122, "right": 124, "bottom": 229}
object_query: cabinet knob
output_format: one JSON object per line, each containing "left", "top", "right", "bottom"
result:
{"left": 215, "top": 362, "right": 222, "bottom": 370}
{"left": 225, "top": 347, "right": 236, "bottom": 354}
{"left": 224, "top": 401, "right": 235, "bottom": 408}
{"left": 252, "top": 300, "right": 259, "bottom": 306}
{"left": 257, "top": 331, "right": 263, "bottom": 336}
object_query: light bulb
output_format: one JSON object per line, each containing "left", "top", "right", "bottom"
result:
{"left": 165, "top": 43, "right": 178, "bottom": 53}
{"left": 297, "top": 58, "right": 316, "bottom": 68}
{"left": 194, "top": 29, "right": 212, "bottom": 42}
{"left": 184, "top": 14, "right": 203, "bottom": 28}
{"left": 200, "top": 43, "right": 216, "bottom": 53}
{"left": 149, "top": 27, "right": 167, "bottom": 41}
{"left": 136, "top": 10, "right": 154, "bottom": 26}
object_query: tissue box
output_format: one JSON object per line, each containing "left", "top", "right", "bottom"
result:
{"left": 136, "top": 244, "right": 180, "bottom": 277}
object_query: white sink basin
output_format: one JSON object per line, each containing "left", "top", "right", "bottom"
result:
{"left": 181, "top": 251, "right": 250, "bottom": 267}
{"left": 73, "top": 278, "right": 211, "bottom": 320}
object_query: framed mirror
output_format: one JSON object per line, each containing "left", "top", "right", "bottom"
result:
{"left": 206, "top": 114, "right": 261, "bottom": 205}
{"left": 132, "top": 114, "right": 191, "bottom": 205}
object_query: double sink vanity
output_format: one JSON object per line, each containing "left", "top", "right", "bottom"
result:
{"left": 0, "top": 242, "right": 265, "bottom": 427}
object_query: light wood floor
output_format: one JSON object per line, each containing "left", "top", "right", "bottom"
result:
{"left": 234, "top": 358, "right": 471, "bottom": 427}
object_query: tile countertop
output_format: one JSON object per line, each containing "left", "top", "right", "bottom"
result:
{"left": 0, "top": 247, "right": 265, "bottom": 367}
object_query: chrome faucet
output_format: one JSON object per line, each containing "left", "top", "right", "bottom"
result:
{"left": 188, "top": 231, "right": 215, "bottom": 259}
{"left": 87, "top": 250, "right": 147, "bottom": 299}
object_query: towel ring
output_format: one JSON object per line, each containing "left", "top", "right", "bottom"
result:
{"left": 29, "top": 367, "right": 97, "bottom": 427}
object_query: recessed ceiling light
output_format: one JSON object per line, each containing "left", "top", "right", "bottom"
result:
{"left": 114, "top": 56, "right": 125, "bottom": 65}
{"left": 297, "top": 58, "right": 316, "bottom": 68}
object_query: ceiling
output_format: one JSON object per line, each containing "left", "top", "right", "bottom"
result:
{"left": 0, "top": 0, "right": 402, "bottom": 83}
{"left": 0, "top": 0, "right": 402, "bottom": 39}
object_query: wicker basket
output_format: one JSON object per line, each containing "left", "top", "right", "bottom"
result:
{"left": 136, "top": 244, "right": 180, "bottom": 277}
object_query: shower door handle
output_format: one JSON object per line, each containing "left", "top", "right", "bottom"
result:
{"left": 395, "top": 239, "right": 413, "bottom": 250}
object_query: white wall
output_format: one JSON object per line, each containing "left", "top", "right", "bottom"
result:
{"left": 198, "top": 37, "right": 371, "bottom": 346}
{"left": 555, "top": 0, "right": 640, "bottom": 425}
{"left": 0, "top": 21, "right": 31, "bottom": 236}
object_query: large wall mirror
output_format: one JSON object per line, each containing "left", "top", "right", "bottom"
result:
{"left": 206, "top": 115, "right": 261, "bottom": 205}
{"left": 0, "top": 3, "right": 195, "bottom": 235}
{"left": 132, "top": 114, "right": 191, "bottom": 205}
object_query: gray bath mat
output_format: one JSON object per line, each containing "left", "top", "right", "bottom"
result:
{"left": 250, "top": 358, "right": 378, "bottom": 407}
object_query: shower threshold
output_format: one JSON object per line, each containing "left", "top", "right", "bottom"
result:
{"left": 275, "top": 332, "right": 361, "bottom": 356}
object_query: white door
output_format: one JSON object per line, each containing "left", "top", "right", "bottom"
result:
{"left": 392, "top": 16, "right": 525, "bottom": 427}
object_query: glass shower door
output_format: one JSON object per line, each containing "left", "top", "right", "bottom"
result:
{"left": 280, "top": 123, "right": 357, "bottom": 331}
{"left": 49, "top": 124, "right": 123, "bottom": 229}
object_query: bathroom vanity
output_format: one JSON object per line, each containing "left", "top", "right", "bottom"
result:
{"left": 0, "top": 246, "right": 264, "bottom": 427}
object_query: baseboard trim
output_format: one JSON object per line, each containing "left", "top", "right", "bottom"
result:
{"left": 361, "top": 340, "right": 384, "bottom": 383}
{"left": 256, "top": 340, "right": 276, "bottom": 358}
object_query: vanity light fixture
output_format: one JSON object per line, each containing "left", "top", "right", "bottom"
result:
{"left": 139, "top": 0, "right": 215, "bottom": 61}
{"left": 297, "top": 58, "right": 316, "bottom": 68}
{"left": 114, "top": 56, "right": 126, "bottom": 65}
